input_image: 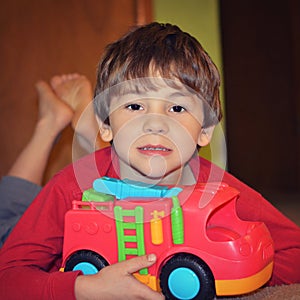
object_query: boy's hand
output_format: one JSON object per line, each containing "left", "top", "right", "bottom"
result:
{"left": 75, "top": 254, "right": 165, "bottom": 300}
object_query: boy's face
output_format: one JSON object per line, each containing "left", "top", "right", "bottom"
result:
{"left": 99, "top": 78, "right": 214, "bottom": 184}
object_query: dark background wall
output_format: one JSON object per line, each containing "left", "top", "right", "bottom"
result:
{"left": 220, "top": 0, "right": 300, "bottom": 196}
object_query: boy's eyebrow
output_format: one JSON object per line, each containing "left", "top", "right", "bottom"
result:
{"left": 168, "top": 91, "right": 192, "bottom": 98}
{"left": 167, "top": 91, "right": 200, "bottom": 105}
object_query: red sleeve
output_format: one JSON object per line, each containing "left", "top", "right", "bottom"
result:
{"left": 0, "top": 149, "right": 115, "bottom": 299}
{"left": 223, "top": 171, "right": 300, "bottom": 285}
{"left": 0, "top": 169, "right": 82, "bottom": 299}
{"left": 198, "top": 157, "right": 300, "bottom": 285}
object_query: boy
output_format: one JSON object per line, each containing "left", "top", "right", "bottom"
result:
{"left": 0, "top": 22, "right": 299, "bottom": 300}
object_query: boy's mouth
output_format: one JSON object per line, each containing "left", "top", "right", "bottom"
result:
{"left": 137, "top": 144, "right": 172, "bottom": 156}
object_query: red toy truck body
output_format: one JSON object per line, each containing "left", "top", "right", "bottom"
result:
{"left": 61, "top": 179, "right": 274, "bottom": 299}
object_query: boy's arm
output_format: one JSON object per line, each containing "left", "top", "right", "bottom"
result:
{"left": 0, "top": 174, "right": 79, "bottom": 299}
{"left": 242, "top": 198, "right": 300, "bottom": 285}
{"left": 233, "top": 180, "right": 300, "bottom": 285}
{"left": 200, "top": 158, "right": 300, "bottom": 285}
{"left": 0, "top": 172, "right": 164, "bottom": 300}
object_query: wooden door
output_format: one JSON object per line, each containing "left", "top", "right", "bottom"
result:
{"left": 0, "top": 0, "right": 152, "bottom": 183}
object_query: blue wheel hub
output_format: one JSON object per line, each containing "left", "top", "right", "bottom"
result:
{"left": 73, "top": 262, "right": 98, "bottom": 275}
{"left": 168, "top": 267, "right": 200, "bottom": 299}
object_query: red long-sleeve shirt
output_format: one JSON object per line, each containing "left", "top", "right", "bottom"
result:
{"left": 0, "top": 147, "right": 299, "bottom": 299}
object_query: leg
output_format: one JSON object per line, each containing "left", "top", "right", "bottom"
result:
{"left": 7, "top": 81, "right": 73, "bottom": 185}
{"left": 50, "top": 73, "right": 103, "bottom": 153}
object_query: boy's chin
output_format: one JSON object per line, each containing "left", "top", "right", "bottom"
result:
{"left": 136, "top": 156, "right": 168, "bottom": 180}
{"left": 132, "top": 165, "right": 182, "bottom": 185}
{"left": 136, "top": 167, "right": 168, "bottom": 181}
{"left": 127, "top": 164, "right": 167, "bottom": 183}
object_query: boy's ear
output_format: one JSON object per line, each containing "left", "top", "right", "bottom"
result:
{"left": 197, "top": 126, "right": 215, "bottom": 147}
{"left": 96, "top": 116, "right": 113, "bottom": 142}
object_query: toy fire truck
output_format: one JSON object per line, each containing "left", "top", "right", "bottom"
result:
{"left": 61, "top": 177, "right": 274, "bottom": 300}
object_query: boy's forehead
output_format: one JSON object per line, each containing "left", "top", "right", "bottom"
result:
{"left": 109, "top": 77, "right": 204, "bottom": 104}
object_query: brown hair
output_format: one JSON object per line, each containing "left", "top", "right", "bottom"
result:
{"left": 94, "top": 22, "right": 222, "bottom": 127}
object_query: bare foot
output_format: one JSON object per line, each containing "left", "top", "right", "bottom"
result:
{"left": 35, "top": 80, "right": 74, "bottom": 138}
{"left": 50, "top": 74, "right": 101, "bottom": 150}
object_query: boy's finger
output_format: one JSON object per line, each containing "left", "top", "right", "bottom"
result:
{"left": 121, "top": 254, "right": 157, "bottom": 274}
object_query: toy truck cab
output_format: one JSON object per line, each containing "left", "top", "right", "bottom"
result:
{"left": 62, "top": 177, "right": 274, "bottom": 300}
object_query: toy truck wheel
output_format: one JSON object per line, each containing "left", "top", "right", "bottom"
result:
{"left": 159, "top": 254, "right": 215, "bottom": 300}
{"left": 64, "top": 250, "right": 108, "bottom": 275}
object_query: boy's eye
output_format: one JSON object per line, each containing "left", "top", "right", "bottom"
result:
{"left": 170, "top": 105, "right": 186, "bottom": 113}
{"left": 126, "top": 104, "right": 143, "bottom": 111}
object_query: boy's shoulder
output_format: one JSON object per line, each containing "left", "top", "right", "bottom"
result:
{"left": 54, "top": 146, "right": 115, "bottom": 192}
{"left": 57, "top": 146, "right": 112, "bottom": 173}
{"left": 198, "top": 156, "right": 263, "bottom": 199}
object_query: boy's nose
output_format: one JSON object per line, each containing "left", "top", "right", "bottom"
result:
{"left": 143, "top": 114, "right": 169, "bottom": 134}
